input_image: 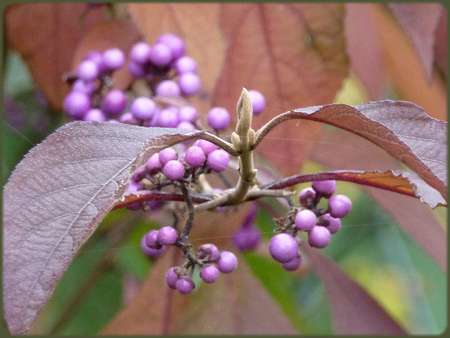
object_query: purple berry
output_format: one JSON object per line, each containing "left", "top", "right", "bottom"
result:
{"left": 130, "top": 97, "right": 156, "bottom": 120}
{"left": 157, "top": 226, "right": 178, "bottom": 245}
{"left": 174, "top": 56, "right": 197, "bottom": 74}
{"left": 194, "top": 139, "right": 219, "bottom": 155}
{"left": 165, "top": 267, "right": 179, "bottom": 289}
{"left": 163, "top": 160, "right": 185, "bottom": 180}
{"left": 141, "top": 236, "right": 165, "bottom": 257}
{"left": 126, "top": 181, "right": 142, "bottom": 194}
{"left": 178, "top": 106, "right": 198, "bottom": 122}
{"left": 299, "top": 187, "right": 317, "bottom": 207}
{"left": 72, "top": 79, "right": 96, "bottom": 95}
{"left": 207, "top": 107, "right": 230, "bottom": 131}
{"left": 63, "top": 91, "right": 90, "bottom": 119}
{"left": 155, "top": 80, "right": 180, "bottom": 97}
{"left": 131, "top": 165, "right": 147, "bottom": 182}
{"left": 175, "top": 277, "right": 195, "bottom": 294}
{"left": 102, "top": 48, "right": 125, "bottom": 70}
{"left": 312, "top": 180, "right": 336, "bottom": 197}
{"left": 197, "top": 243, "right": 220, "bottom": 262}
{"left": 146, "top": 153, "right": 162, "bottom": 173}
{"left": 177, "top": 121, "right": 196, "bottom": 131}
{"left": 328, "top": 194, "right": 352, "bottom": 218}
{"left": 178, "top": 72, "right": 201, "bottom": 96}
{"left": 233, "top": 225, "right": 261, "bottom": 251}
{"left": 248, "top": 90, "right": 266, "bottom": 115}
{"left": 101, "top": 89, "right": 127, "bottom": 115}
{"left": 157, "top": 33, "right": 185, "bottom": 59}
{"left": 130, "top": 42, "right": 152, "bottom": 64}
{"left": 159, "top": 147, "right": 178, "bottom": 165}
{"left": 119, "top": 112, "right": 139, "bottom": 125}
{"left": 320, "top": 213, "right": 342, "bottom": 234}
{"left": 207, "top": 149, "right": 230, "bottom": 172}
{"left": 295, "top": 209, "right": 317, "bottom": 231}
{"left": 77, "top": 60, "right": 99, "bottom": 82}
{"left": 144, "top": 230, "right": 161, "bottom": 249}
{"left": 149, "top": 43, "right": 173, "bottom": 67}
{"left": 157, "top": 108, "right": 179, "bottom": 127}
{"left": 128, "top": 61, "right": 146, "bottom": 78}
{"left": 268, "top": 233, "right": 298, "bottom": 263}
{"left": 282, "top": 255, "right": 302, "bottom": 271}
{"left": 185, "top": 145, "right": 206, "bottom": 168}
{"left": 85, "top": 51, "right": 105, "bottom": 73}
{"left": 308, "top": 226, "right": 331, "bottom": 248}
{"left": 200, "top": 265, "right": 220, "bottom": 284}
{"left": 217, "top": 251, "right": 238, "bottom": 273}
{"left": 84, "top": 108, "right": 106, "bottom": 122}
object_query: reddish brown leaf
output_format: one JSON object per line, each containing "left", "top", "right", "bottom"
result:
{"left": 434, "top": 9, "right": 448, "bottom": 77}
{"left": 214, "top": 4, "right": 348, "bottom": 174}
{"left": 389, "top": 3, "right": 443, "bottom": 80}
{"left": 345, "top": 4, "right": 387, "bottom": 99}
{"left": 5, "top": 4, "right": 109, "bottom": 110}
{"left": 310, "top": 129, "right": 447, "bottom": 271}
{"left": 257, "top": 100, "right": 447, "bottom": 199}
{"left": 307, "top": 249, "right": 406, "bottom": 335}
{"left": 72, "top": 19, "right": 141, "bottom": 90}
{"left": 372, "top": 4, "right": 447, "bottom": 120}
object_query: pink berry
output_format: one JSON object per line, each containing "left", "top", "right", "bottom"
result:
{"left": 77, "top": 60, "right": 99, "bottom": 81}
{"left": 165, "top": 267, "right": 179, "bottom": 289}
{"left": 159, "top": 147, "right": 178, "bottom": 165}
{"left": 149, "top": 43, "right": 173, "bottom": 67}
{"left": 174, "top": 56, "right": 197, "bottom": 74}
{"left": 146, "top": 153, "right": 162, "bottom": 173}
{"left": 178, "top": 106, "right": 198, "bottom": 122}
{"left": 102, "top": 48, "right": 125, "bottom": 70}
{"left": 185, "top": 145, "right": 206, "bottom": 168}
{"left": 282, "top": 254, "right": 302, "bottom": 271}
{"left": 295, "top": 209, "right": 317, "bottom": 231}
{"left": 207, "top": 149, "right": 230, "bottom": 172}
{"left": 207, "top": 107, "right": 230, "bottom": 130}
{"left": 144, "top": 230, "right": 161, "bottom": 249}
{"left": 84, "top": 109, "right": 106, "bottom": 122}
{"left": 328, "top": 194, "right": 352, "bottom": 218}
{"left": 320, "top": 213, "right": 342, "bottom": 234}
{"left": 141, "top": 236, "right": 165, "bottom": 257}
{"left": 155, "top": 80, "right": 180, "bottom": 97}
{"left": 194, "top": 139, "right": 219, "bottom": 155}
{"left": 217, "top": 251, "right": 238, "bottom": 273}
{"left": 178, "top": 72, "right": 201, "bottom": 96}
{"left": 176, "top": 277, "right": 195, "bottom": 294}
{"left": 157, "top": 33, "right": 185, "bottom": 59}
{"left": 157, "top": 226, "right": 178, "bottom": 245}
{"left": 308, "top": 226, "right": 331, "bottom": 248}
{"left": 312, "top": 180, "right": 336, "bottom": 197}
{"left": 299, "top": 187, "right": 316, "bottom": 207}
{"left": 248, "top": 90, "right": 266, "bottom": 115}
{"left": 163, "top": 160, "right": 185, "bottom": 180}
{"left": 197, "top": 243, "right": 221, "bottom": 262}
{"left": 200, "top": 265, "right": 220, "bottom": 283}
{"left": 268, "top": 233, "right": 298, "bottom": 263}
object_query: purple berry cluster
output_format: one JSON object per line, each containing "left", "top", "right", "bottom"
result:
{"left": 140, "top": 226, "right": 178, "bottom": 258}
{"left": 268, "top": 180, "right": 352, "bottom": 271}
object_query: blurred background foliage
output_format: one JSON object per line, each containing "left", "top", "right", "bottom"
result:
{"left": 1, "top": 2, "right": 447, "bottom": 335}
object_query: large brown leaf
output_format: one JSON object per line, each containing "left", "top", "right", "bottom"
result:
{"left": 214, "top": 4, "right": 348, "bottom": 173}
{"left": 434, "top": 9, "right": 448, "bottom": 77}
{"left": 389, "top": 3, "right": 443, "bottom": 80}
{"left": 3, "top": 122, "right": 202, "bottom": 334}
{"left": 310, "top": 129, "right": 446, "bottom": 270}
{"left": 307, "top": 249, "right": 406, "bottom": 335}
{"left": 5, "top": 4, "right": 109, "bottom": 110}
{"left": 257, "top": 100, "right": 447, "bottom": 199}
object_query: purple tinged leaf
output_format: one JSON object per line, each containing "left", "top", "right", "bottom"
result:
{"left": 3, "top": 121, "right": 201, "bottom": 335}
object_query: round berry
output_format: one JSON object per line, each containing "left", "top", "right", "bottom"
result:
{"left": 119, "top": 112, "right": 139, "bottom": 125}
{"left": 312, "top": 180, "right": 336, "bottom": 197}
{"left": 308, "top": 226, "right": 331, "bottom": 248}
{"left": 207, "top": 107, "right": 230, "bottom": 131}
{"left": 248, "top": 90, "right": 266, "bottom": 115}
{"left": 165, "top": 267, "right": 179, "bottom": 289}
{"left": 130, "top": 41, "right": 152, "bottom": 64}
{"left": 295, "top": 209, "right": 317, "bottom": 231}
{"left": 197, "top": 243, "right": 220, "bottom": 262}
{"left": 268, "top": 233, "right": 298, "bottom": 263}
{"left": 63, "top": 91, "right": 90, "bottom": 119}
{"left": 157, "top": 108, "right": 179, "bottom": 127}
{"left": 217, "top": 251, "right": 238, "bottom": 273}
{"left": 72, "top": 79, "right": 96, "bottom": 95}
{"left": 159, "top": 147, "right": 178, "bottom": 165}
{"left": 130, "top": 97, "right": 156, "bottom": 120}
{"left": 178, "top": 105, "right": 198, "bottom": 122}
{"left": 163, "top": 160, "right": 185, "bottom": 180}
{"left": 299, "top": 187, "right": 317, "bottom": 207}
{"left": 320, "top": 213, "right": 342, "bottom": 234}
{"left": 175, "top": 277, "right": 195, "bottom": 294}
{"left": 174, "top": 56, "right": 197, "bottom": 74}
{"left": 146, "top": 153, "right": 162, "bottom": 173}
{"left": 128, "top": 61, "right": 146, "bottom": 78}
{"left": 194, "top": 139, "right": 219, "bottom": 155}
{"left": 207, "top": 149, "right": 230, "bottom": 172}
{"left": 178, "top": 72, "right": 201, "bottom": 96}
{"left": 282, "top": 255, "right": 302, "bottom": 271}
{"left": 328, "top": 194, "right": 352, "bottom": 218}
{"left": 185, "top": 145, "right": 206, "bottom": 168}
{"left": 77, "top": 60, "right": 99, "bottom": 82}
{"left": 155, "top": 80, "right": 180, "bottom": 97}
{"left": 141, "top": 236, "right": 165, "bottom": 257}
{"left": 101, "top": 89, "right": 127, "bottom": 115}
{"left": 131, "top": 165, "right": 147, "bottom": 182}
{"left": 84, "top": 108, "right": 106, "bottom": 122}
{"left": 149, "top": 43, "right": 173, "bottom": 67}
{"left": 86, "top": 51, "right": 105, "bottom": 72}
{"left": 144, "top": 230, "right": 161, "bottom": 249}
{"left": 200, "top": 265, "right": 220, "bottom": 284}
{"left": 157, "top": 226, "right": 178, "bottom": 245}
{"left": 102, "top": 48, "right": 125, "bottom": 70}
{"left": 157, "top": 33, "right": 185, "bottom": 59}
{"left": 232, "top": 225, "right": 261, "bottom": 251}
{"left": 177, "top": 121, "right": 196, "bottom": 131}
